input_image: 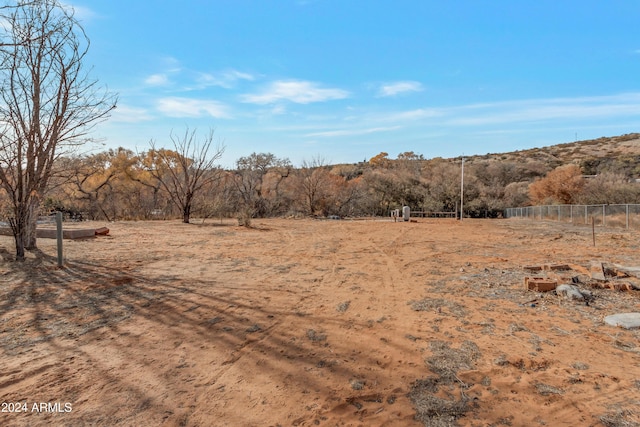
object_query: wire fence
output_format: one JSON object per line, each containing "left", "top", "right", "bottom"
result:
{"left": 504, "top": 204, "right": 640, "bottom": 230}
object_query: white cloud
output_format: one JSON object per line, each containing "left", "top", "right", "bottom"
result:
{"left": 305, "top": 126, "right": 401, "bottom": 138}
{"left": 378, "top": 81, "right": 423, "bottom": 97}
{"left": 109, "top": 105, "right": 153, "bottom": 123}
{"left": 293, "top": 92, "right": 640, "bottom": 141}
{"left": 225, "top": 70, "right": 255, "bottom": 82}
{"left": 156, "top": 97, "right": 231, "bottom": 119}
{"left": 446, "top": 93, "right": 640, "bottom": 126}
{"left": 196, "top": 69, "right": 255, "bottom": 89}
{"left": 242, "top": 80, "right": 349, "bottom": 104}
{"left": 385, "top": 108, "right": 443, "bottom": 121}
{"left": 145, "top": 74, "right": 170, "bottom": 86}
{"left": 62, "top": 3, "right": 98, "bottom": 22}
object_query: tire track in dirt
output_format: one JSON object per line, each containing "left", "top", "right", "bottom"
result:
{"left": 299, "top": 223, "right": 426, "bottom": 426}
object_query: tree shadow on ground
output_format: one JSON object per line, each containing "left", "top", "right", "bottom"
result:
{"left": 0, "top": 253, "right": 417, "bottom": 426}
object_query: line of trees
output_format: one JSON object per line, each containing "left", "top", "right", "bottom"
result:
{"left": 5, "top": 147, "right": 638, "bottom": 234}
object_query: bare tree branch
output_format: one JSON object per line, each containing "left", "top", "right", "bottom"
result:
{"left": 0, "top": 0, "right": 117, "bottom": 260}
{"left": 148, "top": 128, "right": 225, "bottom": 224}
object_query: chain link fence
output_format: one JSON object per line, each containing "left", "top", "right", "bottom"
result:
{"left": 504, "top": 204, "right": 640, "bottom": 230}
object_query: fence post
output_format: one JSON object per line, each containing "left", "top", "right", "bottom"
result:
{"left": 56, "top": 211, "right": 63, "bottom": 268}
{"left": 602, "top": 205, "right": 606, "bottom": 227}
{"left": 627, "top": 204, "right": 630, "bottom": 230}
{"left": 570, "top": 205, "right": 573, "bottom": 223}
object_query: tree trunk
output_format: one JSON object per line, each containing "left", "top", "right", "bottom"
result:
{"left": 8, "top": 216, "right": 26, "bottom": 261}
{"left": 183, "top": 204, "right": 191, "bottom": 224}
{"left": 14, "top": 231, "right": 25, "bottom": 261}
{"left": 24, "top": 198, "right": 40, "bottom": 250}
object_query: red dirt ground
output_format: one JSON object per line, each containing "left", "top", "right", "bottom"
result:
{"left": 1, "top": 218, "right": 639, "bottom": 426}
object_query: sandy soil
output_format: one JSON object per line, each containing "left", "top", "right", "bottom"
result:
{"left": 1, "top": 217, "right": 639, "bottom": 427}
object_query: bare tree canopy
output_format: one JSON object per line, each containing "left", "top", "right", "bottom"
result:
{"left": 233, "top": 152, "right": 291, "bottom": 225}
{"left": 0, "top": 0, "right": 117, "bottom": 260}
{"left": 148, "top": 128, "right": 225, "bottom": 224}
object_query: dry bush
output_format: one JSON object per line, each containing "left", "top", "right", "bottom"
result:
{"left": 529, "top": 164, "right": 585, "bottom": 204}
{"left": 577, "top": 172, "right": 640, "bottom": 205}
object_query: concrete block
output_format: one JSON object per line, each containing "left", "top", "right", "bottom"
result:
{"left": 95, "top": 227, "right": 110, "bottom": 236}
{"left": 63, "top": 229, "right": 97, "bottom": 239}
{"left": 590, "top": 261, "right": 606, "bottom": 281}
{"left": 524, "top": 277, "right": 558, "bottom": 292}
{"left": 545, "top": 264, "right": 571, "bottom": 271}
{"left": 0, "top": 226, "right": 96, "bottom": 239}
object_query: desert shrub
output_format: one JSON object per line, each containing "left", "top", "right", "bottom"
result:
{"left": 529, "top": 164, "right": 585, "bottom": 204}
{"left": 576, "top": 172, "right": 640, "bottom": 204}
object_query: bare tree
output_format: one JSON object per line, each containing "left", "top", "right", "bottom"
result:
{"left": 298, "top": 155, "right": 331, "bottom": 215}
{"left": 148, "top": 128, "right": 225, "bottom": 224}
{"left": 0, "top": 0, "right": 117, "bottom": 260}
{"left": 232, "top": 152, "right": 290, "bottom": 226}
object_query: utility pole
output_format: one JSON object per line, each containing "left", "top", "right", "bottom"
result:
{"left": 460, "top": 155, "right": 464, "bottom": 221}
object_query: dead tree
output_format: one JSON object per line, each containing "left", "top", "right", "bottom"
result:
{"left": 148, "top": 128, "right": 225, "bottom": 224}
{"left": 0, "top": 0, "right": 116, "bottom": 260}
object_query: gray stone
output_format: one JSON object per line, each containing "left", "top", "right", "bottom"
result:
{"left": 604, "top": 313, "right": 640, "bottom": 329}
{"left": 556, "top": 284, "right": 585, "bottom": 301}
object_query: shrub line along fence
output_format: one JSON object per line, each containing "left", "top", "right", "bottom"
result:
{"left": 504, "top": 204, "right": 640, "bottom": 230}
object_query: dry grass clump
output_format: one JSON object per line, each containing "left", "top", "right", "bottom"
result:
{"left": 409, "top": 297, "right": 467, "bottom": 317}
{"left": 508, "top": 322, "right": 529, "bottom": 334}
{"left": 349, "top": 378, "right": 365, "bottom": 390}
{"left": 426, "top": 340, "right": 481, "bottom": 383}
{"left": 599, "top": 408, "right": 640, "bottom": 427}
{"left": 336, "top": 301, "right": 350, "bottom": 313}
{"left": 408, "top": 388, "right": 469, "bottom": 427}
{"left": 408, "top": 340, "right": 482, "bottom": 426}
{"left": 572, "top": 361, "right": 589, "bottom": 370}
{"left": 534, "top": 382, "right": 564, "bottom": 396}
{"left": 306, "top": 329, "right": 327, "bottom": 342}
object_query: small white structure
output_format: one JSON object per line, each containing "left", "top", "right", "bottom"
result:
{"left": 390, "top": 209, "right": 400, "bottom": 222}
{"left": 402, "top": 206, "right": 410, "bottom": 222}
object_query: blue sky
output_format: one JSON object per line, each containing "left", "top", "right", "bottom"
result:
{"left": 73, "top": 0, "right": 640, "bottom": 167}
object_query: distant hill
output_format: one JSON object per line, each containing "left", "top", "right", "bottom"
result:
{"left": 460, "top": 133, "right": 640, "bottom": 176}
{"left": 332, "top": 132, "right": 640, "bottom": 183}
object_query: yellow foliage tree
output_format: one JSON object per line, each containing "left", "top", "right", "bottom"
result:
{"left": 529, "top": 164, "right": 585, "bottom": 204}
{"left": 369, "top": 152, "right": 390, "bottom": 168}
